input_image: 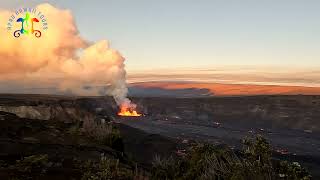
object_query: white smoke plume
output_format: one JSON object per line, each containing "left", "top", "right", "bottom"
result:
{"left": 0, "top": 3, "right": 133, "bottom": 107}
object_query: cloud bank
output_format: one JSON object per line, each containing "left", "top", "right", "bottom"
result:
{"left": 0, "top": 3, "right": 133, "bottom": 106}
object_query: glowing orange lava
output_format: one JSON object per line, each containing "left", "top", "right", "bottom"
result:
{"left": 118, "top": 106, "right": 141, "bottom": 117}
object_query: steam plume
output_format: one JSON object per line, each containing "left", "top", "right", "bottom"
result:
{"left": 0, "top": 3, "right": 132, "bottom": 106}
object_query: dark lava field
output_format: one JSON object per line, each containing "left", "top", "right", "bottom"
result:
{"left": 0, "top": 94, "right": 319, "bottom": 178}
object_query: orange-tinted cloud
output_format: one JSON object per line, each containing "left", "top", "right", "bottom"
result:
{"left": 0, "top": 4, "right": 86, "bottom": 74}
{"left": 0, "top": 3, "right": 133, "bottom": 106}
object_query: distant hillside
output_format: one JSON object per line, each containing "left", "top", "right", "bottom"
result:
{"left": 130, "top": 81, "right": 320, "bottom": 97}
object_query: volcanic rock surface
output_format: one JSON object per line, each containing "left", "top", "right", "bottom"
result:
{"left": 0, "top": 94, "right": 319, "bottom": 178}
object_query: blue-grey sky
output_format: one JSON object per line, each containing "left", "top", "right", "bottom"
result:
{"left": 1, "top": 0, "right": 320, "bottom": 71}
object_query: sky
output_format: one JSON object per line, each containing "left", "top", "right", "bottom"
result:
{"left": 1, "top": 0, "right": 320, "bottom": 93}
{"left": 1, "top": 0, "right": 320, "bottom": 72}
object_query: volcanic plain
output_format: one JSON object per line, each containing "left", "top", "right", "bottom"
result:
{"left": 0, "top": 94, "right": 319, "bottom": 178}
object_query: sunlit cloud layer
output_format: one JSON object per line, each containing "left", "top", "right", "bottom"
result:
{"left": 128, "top": 66, "right": 320, "bottom": 87}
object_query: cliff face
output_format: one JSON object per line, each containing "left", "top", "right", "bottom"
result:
{"left": 0, "top": 105, "right": 51, "bottom": 120}
{"left": 0, "top": 105, "right": 94, "bottom": 123}
{"left": 0, "top": 95, "right": 118, "bottom": 123}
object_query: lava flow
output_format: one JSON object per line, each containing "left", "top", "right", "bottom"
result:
{"left": 118, "top": 106, "right": 142, "bottom": 117}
